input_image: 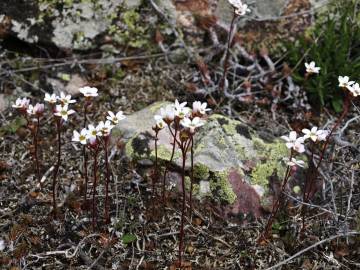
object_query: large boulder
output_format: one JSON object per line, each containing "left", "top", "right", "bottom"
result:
{"left": 113, "top": 102, "right": 291, "bottom": 219}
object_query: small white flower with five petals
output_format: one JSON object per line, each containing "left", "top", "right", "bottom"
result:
{"left": 192, "top": 101, "right": 211, "bottom": 115}
{"left": 72, "top": 128, "right": 88, "bottom": 145}
{"left": 338, "top": 76, "right": 355, "bottom": 90}
{"left": 305, "top": 61, "right": 320, "bottom": 74}
{"left": 174, "top": 99, "right": 191, "bottom": 119}
{"left": 79, "top": 86, "right": 98, "bottom": 97}
{"left": 58, "top": 92, "right": 76, "bottom": 105}
{"left": 54, "top": 104, "right": 75, "bottom": 121}
{"left": 97, "top": 121, "right": 114, "bottom": 137}
{"left": 154, "top": 115, "right": 166, "bottom": 129}
{"left": 44, "top": 93, "right": 57, "bottom": 104}
{"left": 181, "top": 117, "right": 205, "bottom": 133}
{"left": 281, "top": 131, "right": 305, "bottom": 153}
{"left": 302, "top": 127, "right": 328, "bottom": 142}
{"left": 107, "top": 111, "right": 126, "bottom": 125}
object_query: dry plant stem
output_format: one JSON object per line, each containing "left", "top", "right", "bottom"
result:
{"left": 83, "top": 103, "right": 89, "bottom": 201}
{"left": 189, "top": 136, "right": 194, "bottom": 217}
{"left": 162, "top": 125, "right": 178, "bottom": 205}
{"left": 219, "top": 10, "right": 237, "bottom": 91}
{"left": 261, "top": 151, "right": 294, "bottom": 240}
{"left": 178, "top": 143, "right": 188, "bottom": 266}
{"left": 52, "top": 118, "right": 61, "bottom": 218}
{"left": 153, "top": 130, "right": 159, "bottom": 198}
{"left": 301, "top": 92, "right": 352, "bottom": 229}
{"left": 104, "top": 136, "right": 111, "bottom": 224}
{"left": 34, "top": 115, "right": 41, "bottom": 185}
{"left": 92, "top": 147, "right": 99, "bottom": 231}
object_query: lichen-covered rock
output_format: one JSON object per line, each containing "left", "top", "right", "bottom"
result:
{"left": 114, "top": 102, "right": 290, "bottom": 218}
{"left": 0, "top": 0, "right": 150, "bottom": 50}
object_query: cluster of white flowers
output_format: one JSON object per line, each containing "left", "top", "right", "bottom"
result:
{"left": 228, "top": 0, "right": 251, "bottom": 16}
{"left": 281, "top": 127, "right": 329, "bottom": 167}
{"left": 12, "top": 97, "right": 44, "bottom": 117}
{"left": 338, "top": 76, "right": 360, "bottom": 97}
{"left": 72, "top": 110, "right": 125, "bottom": 146}
{"left": 154, "top": 100, "right": 210, "bottom": 134}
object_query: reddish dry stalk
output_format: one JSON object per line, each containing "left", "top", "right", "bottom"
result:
{"left": 92, "top": 147, "right": 99, "bottom": 231}
{"left": 261, "top": 151, "right": 294, "bottom": 241}
{"left": 34, "top": 116, "right": 41, "bottom": 185}
{"left": 301, "top": 92, "right": 352, "bottom": 230}
{"left": 162, "top": 126, "right": 178, "bottom": 205}
{"left": 104, "top": 136, "right": 111, "bottom": 224}
{"left": 219, "top": 10, "right": 237, "bottom": 91}
{"left": 83, "top": 103, "right": 89, "bottom": 201}
{"left": 178, "top": 146, "right": 187, "bottom": 266}
{"left": 189, "top": 136, "right": 194, "bottom": 217}
{"left": 52, "top": 118, "right": 61, "bottom": 218}
{"left": 153, "top": 130, "right": 159, "bottom": 197}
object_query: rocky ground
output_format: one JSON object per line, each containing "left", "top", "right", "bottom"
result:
{"left": 1, "top": 0, "right": 360, "bottom": 269}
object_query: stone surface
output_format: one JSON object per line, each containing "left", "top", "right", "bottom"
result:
{"left": 113, "top": 102, "right": 290, "bottom": 218}
{"left": 0, "top": 0, "right": 123, "bottom": 50}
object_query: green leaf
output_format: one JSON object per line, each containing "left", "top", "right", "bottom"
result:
{"left": 122, "top": 234, "right": 137, "bottom": 245}
{"left": 331, "top": 98, "right": 343, "bottom": 113}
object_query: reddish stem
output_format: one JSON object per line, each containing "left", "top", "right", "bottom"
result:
{"left": 219, "top": 10, "right": 237, "bottom": 91}
{"left": 178, "top": 146, "right": 187, "bottom": 266}
{"left": 104, "top": 136, "right": 111, "bottom": 224}
{"left": 261, "top": 151, "right": 294, "bottom": 241}
{"left": 83, "top": 103, "right": 89, "bottom": 201}
{"left": 52, "top": 118, "right": 61, "bottom": 219}
{"left": 34, "top": 116, "right": 41, "bottom": 185}
{"left": 153, "top": 130, "right": 159, "bottom": 198}
{"left": 189, "top": 136, "right": 194, "bottom": 217}
{"left": 162, "top": 125, "right": 178, "bottom": 205}
{"left": 92, "top": 147, "right": 99, "bottom": 231}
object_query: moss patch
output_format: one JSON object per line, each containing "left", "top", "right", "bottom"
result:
{"left": 193, "top": 162, "right": 210, "bottom": 180}
{"left": 210, "top": 170, "right": 237, "bottom": 204}
{"left": 251, "top": 138, "right": 289, "bottom": 188}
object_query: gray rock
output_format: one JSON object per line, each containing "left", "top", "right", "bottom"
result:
{"left": 113, "top": 102, "right": 291, "bottom": 217}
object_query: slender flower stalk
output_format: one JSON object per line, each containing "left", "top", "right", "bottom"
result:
{"left": 104, "top": 135, "right": 111, "bottom": 224}
{"left": 92, "top": 144, "right": 100, "bottom": 231}
{"left": 34, "top": 115, "right": 41, "bottom": 185}
{"left": 52, "top": 118, "right": 61, "bottom": 218}
{"left": 83, "top": 102, "right": 90, "bottom": 201}
{"left": 260, "top": 150, "right": 294, "bottom": 241}
{"left": 189, "top": 135, "right": 194, "bottom": 217}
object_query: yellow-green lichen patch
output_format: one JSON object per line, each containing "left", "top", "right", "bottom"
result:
{"left": 251, "top": 138, "right": 289, "bottom": 188}
{"left": 148, "top": 101, "right": 171, "bottom": 113}
{"left": 193, "top": 162, "right": 210, "bottom": 180}
{"left": 150, "top": 144, "right": 181, "bottom": 163}
{"left": 125, "top": 134, "right": 152, "bottom": 160}
{"left": 210, "top": 170, "right": 237, "bottom": 204}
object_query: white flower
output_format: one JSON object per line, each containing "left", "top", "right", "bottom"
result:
{"left": 87, "top": 124, "right": 100, "bottom": 140}
{"left": 283, "top": 157, "right": 305, "bottom": 168}
{"left": 107, "top": 111, "right": 126, "bottom": 124}
{"left": 281, "top": 131, "right": 305, "bottom": 153}
{"left": 347, "top": 82, "right": 360, "bottom": 97}
{"left": 79, "top": 86, "right": 98, "bottom": 97}
{"left": 12, "top": 97, "right": 30, "bottom": 109}
{"left": 54, "top": 104, "right": 75, "bottom": 121}
{"left": 0, "top": 239, "right": 5, "bottom": 251}
{"left": 158, "top": 105, "right": 175, "bottom": 123}
{"left": 174, "top": 99, "right": 191, "bottom": 119}
{"left": 97, "top": 120, "right": 114, "bottom": 136}
{"left": 228, "top": 0, "right": 251, "bottom": 15}
{"left": 26, "top": 103, "right": 44, "bottom": 115}
{"left": 154, "top": 115, "right": 166, "bottom": 129}
{"left": 72, "top": 128, "right": 88, "bottom": 145}
{"left": 58, "top": 92, "right": 76, "bottom": 105}
{"left": 305, "top": 61, "right": 320, "bottom": 74}
{"left": 302, "top": 127, "right": 328, "bottom": 142}
{"left": 192, "top": 101, "right": 211, "bottom": 115}
{"left": 181, "top": 117, "right": 205, "bottom": 133}
{"left": 44, "top": 93, "right": 57, "bottom": 104}
{"left": 338, "top": 76, "right": 355, "bottom": 90}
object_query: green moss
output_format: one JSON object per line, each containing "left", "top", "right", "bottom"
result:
{"left": 210, "top": 170, "right": 237, "bottom": 204}
{"left": 125, "top": 136, "right": 136, "bottom": 158}
{"left": 151, "top": 144, "right": 180, "bottom": 162}
{"left": 193, "top": 163, "right": 210, "bottom": 180}
{"left": 251, "top": 138, "right": 289, "bottom": 188}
